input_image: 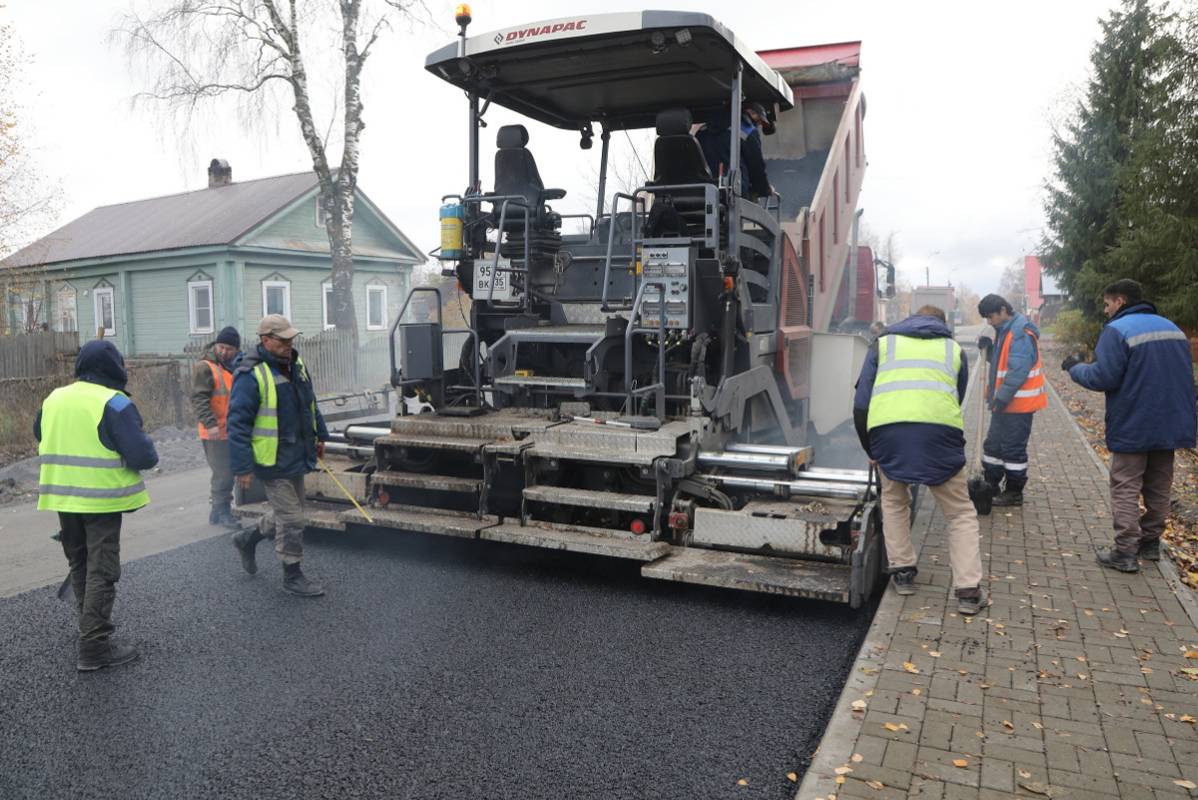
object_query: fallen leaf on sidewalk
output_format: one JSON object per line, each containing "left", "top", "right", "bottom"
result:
{"left": 834, "top": 766, "right": 852, "bottom": 775}
{"left": 1174, "top": 779, "right": 1197, "bottom": 789}
{"left": 1018, "top": 780, "right": 1053, "bottom": 795}
{"left": 851, "top": 754, "right": 864, "bottom": 763}
{"left": 736, "top": 778, "right": 748, "bottom": 786}
{"left": 952, "top": 759, "right": 968, "bottom": 767}
{"left": 883, "top": 722, "right": 908, "bottom": 732}
{"left": 911, "top": 688, "right": 923, "bottom": 696}
{"left": 1180, "top": 714, "right": 1197, "bottom": 724}
{"left": 1185, "top": 651, "right": 1198, "bottom": 659}
{"left": 787, "top": 772, "right": 797, "bottom": 782}
{"left": 929, "top": 651, "right": 941, "bottom": 658}
{"left": 1018, "top": 769, "right": 1032, "bottom": 779}
{"left": 851, "top": 699, "right": 867, "bottom": 711}
{"left": 903, "top": 662, "right": 920, "bottom": 674}
{"left": 866, "top": 780, "right": 885, "bottom": 790}
{"left": 1002, "top": 720, "right": 1015, "bottom": 730}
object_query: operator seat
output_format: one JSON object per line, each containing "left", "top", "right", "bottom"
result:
{"left": 647, "top": 109, "right": 715, "bottom": 237}
{"left": 493, "top": 125, "right": 565, "bottom": 231}
{"left": 651, "top": 108, "right": 714, "bottom": 186}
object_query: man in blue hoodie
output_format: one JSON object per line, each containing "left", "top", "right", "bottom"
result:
{"left": 854, "top": 306, "right": 989, "bottom": 615}
{"left": 1064, "top": 279, "right": 1196, "bottom": 573}
{"left": 35, "top": 340, "right": 159, "bottom": 671}
{"left": 976, "top": 294, "right": 1048, "bottom": 507}
{"left": 226, "top": 315, "right": 329, "bottom": 596}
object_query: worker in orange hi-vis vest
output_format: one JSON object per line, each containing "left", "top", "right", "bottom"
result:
{"left": 976, "top": 294, "right": 1047, "bottom": 507}
{"left": 191, "top": 326, "right": 242, "bottom": 527}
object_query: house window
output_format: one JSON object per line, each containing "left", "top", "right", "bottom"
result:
{"left": 188, "top": 279, "right": 215, "bottom": 334}
{"left": 94, "top": 286, "right": 116, "bottom": 337}
{"left": 366, "top": 284, "right": 387, "bottom": 330}
{"left": 315, "top": 196, "right": 330, "bottom": 228}
{"left": 56, "top": 286, "right": 77, "bottom": 333}
{"left": 262, "top": 279, "right": 291, "bottom": 318}
{"left": 321, "top": 283, "right": 335, "bottom": 330}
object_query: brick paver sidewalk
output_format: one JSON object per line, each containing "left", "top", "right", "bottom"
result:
{"left": 801, "top": 374, "right": 1198, "bottom": 799}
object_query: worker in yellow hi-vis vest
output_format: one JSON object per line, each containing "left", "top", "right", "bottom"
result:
{"left": 852, "top": 305, "right": 990, "bottom": 616}
{"left": 226, "top": 315, "right": 329, "bottom": 597}
{"left": 35, "top": 340, "right": 159, "bottom": 672}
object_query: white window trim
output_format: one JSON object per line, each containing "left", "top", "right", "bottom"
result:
{"left": 188, "top": 279, "right": 215, "bottom": 335}
{"left": 56, "top": 286, "right": 78, "bottom": 333}
{"left": 315, "top": 196, "right": 329, "bottom": 228}
{"left": 93, "top": 286, "right": 116, "bottom": 337}
{"left": 321, "top": 283, "right": 335, "bottom": 330}
{"left": 262, "top": 279, "right": 291, "bottom": 319}
{"left": 366, "top": 284, "right": 388, "bottom": 331}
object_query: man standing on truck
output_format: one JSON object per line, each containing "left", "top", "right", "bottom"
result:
{"left": 1063, "top": 279, "right": 1196, "bottom": 572}
{"left": 35, "top": 340, "right": 159, "bottom": 671}
{"left": 853, "top": 305, "right": 990, "bottom": 615}
{"left": 976, "top": 294, "right": 1047, "bottom": 506}
{"left": 191, "top": 326, "right": 241, "bottom": 528}
{"left": 226, "top": 315, "right": 329, "bottom": 597}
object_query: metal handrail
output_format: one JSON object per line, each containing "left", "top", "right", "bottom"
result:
{"left": 459, "top": 193, "right": 536, "bottom": 311}
{"left": 623, "top": 278, "right": 669, "bottom": 421}
{"left": 600, "top": 192, "right": 645, "bottom": 312}
{"left": 388, "top": 286, "right": 482, "bottom": 409}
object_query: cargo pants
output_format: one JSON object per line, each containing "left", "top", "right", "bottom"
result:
{"left": 257, "top": 476, "right": 306, "bottom": 566}
{"left": 1110, "top": 450, "right": 1175, "bottom": 556}
{"left": 878, "top": 467, "right": 984, "bottom": 592}
{"left": 57, "top": 512, "right": 122, "bottom": 655}
{"left": 202, "top": 439, "right": 234, "bottom": 510}
{"left": 982, "top": 412, "right": 1034, "bottom": 493}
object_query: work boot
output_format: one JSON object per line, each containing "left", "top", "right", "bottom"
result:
{"left": 231, "top": 528, "right": 264, "bottom": 575}
{"left": 991, "top": 490, "right": 1023, "bottom": 507}
{"left": 891, "top": 568, "right": 917, "bottom": 596}
{"left": 208, "top": 508, "right": 221, "bottom": 525}
{"left": 1139, "top": 539, "right": 1161, "bottom": 562}
{"left": 956, "top": 586, "right": 991, "bottom": 616}
{"left": 1096, "top": 547, "right": 1139, "bottom": 573}
{"left": 283, "top": 563, "right": 324, "bottom": 598}
{"left": 77, "top": 640, "right": 139, "bottom": 672}
{"left": 214, "top": 507, "right": 241, "bottom": 529}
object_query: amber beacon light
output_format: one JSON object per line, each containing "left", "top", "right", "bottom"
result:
{"left": 455, "top": 4, "right": 472, "bottom": 27}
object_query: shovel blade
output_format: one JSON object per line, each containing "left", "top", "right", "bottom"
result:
{"left": 967, "top": 476, "right": 993, "bottom": 516}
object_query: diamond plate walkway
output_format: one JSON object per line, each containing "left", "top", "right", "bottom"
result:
{"left": 800, "top": 362, "right": 1198, "bottom": 799}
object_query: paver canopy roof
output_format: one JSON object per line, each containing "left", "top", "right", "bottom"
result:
{"left": 425, "top": 10, "right": 794, "bottom": 131}
{"left": 1, "top": 171, "right": 319, "bottom": 268}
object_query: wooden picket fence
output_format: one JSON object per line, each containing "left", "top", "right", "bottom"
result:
{"left": 0, "top": 331, "right": 79, "bottom": 379}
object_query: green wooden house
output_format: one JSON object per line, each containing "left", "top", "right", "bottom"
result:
{"left": 0, "top": 160, "right": 423, "bottom": 355}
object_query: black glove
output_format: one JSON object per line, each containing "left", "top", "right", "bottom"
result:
{"left": 977, "top": 335, "right": 993, "bottom": 355}
{"left": 1061, "top": 354, "right": 1081, "bottom": 372}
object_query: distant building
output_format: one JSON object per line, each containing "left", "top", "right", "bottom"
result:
{"left": 1022, "top": 255, "right": 1044, "bottom": 321}
{"left": 1039, "top": 272, "right": 1065, "bottom": 326}
{"left": 0, "top": 159, "right": 422, "bottom": 354}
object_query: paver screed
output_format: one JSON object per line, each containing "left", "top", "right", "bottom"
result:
{"left": 801, "top": 366, "right": 1198, "bottom": 800}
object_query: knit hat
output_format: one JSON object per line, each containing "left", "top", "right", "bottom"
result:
{"left": 215, "top": 326, "right": 241, "bottom": 348}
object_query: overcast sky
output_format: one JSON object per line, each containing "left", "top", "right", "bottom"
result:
{"left": 4, "top": 0, "right": 1120, "bottom": 294}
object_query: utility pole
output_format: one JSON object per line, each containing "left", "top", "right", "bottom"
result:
{"left": 925, "top": 266, "right": 930, "bottom": 287}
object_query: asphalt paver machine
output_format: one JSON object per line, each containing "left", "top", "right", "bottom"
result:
{"left": 284, "top": 10, "right": 885, "bottom": 606}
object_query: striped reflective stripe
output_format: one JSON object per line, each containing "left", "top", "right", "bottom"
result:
{"left": 882, "top": 335, "right": 955, "bottom": 376}
{"left": 251, "top": 427, "right": 276, "bottom": 438}
{"left": 1126, "top": 329, "right": 1188, "bottom": 348}
{"left": 257, "top": 408, "right": 278, "bottom": 418}
{"left": 996, "top": 367, "right": 1043, "bottom": 379}
{"left": 38, "top": 482, "right": 147, "bottom": 499}
{"left": 1014, "top": 387, "right": 1046, "bottom": 398}
{"left": 40, "top": 454, "right": 124, "bottom": 468}
{"left": 872, "top": 380, "right": 957, "bottom": 395}
{"left": 982, "top": 454, "right": 1028, "bottom": 470}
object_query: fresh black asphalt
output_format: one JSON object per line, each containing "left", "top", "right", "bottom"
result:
{"left": 0, "top": 526, "right": 875, "bottom": 800}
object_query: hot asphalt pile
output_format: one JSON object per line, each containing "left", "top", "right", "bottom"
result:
{"left": 0, "top": 528, "right": 875, "bottom": 799}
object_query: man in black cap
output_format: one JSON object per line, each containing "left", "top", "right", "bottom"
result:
{"left": 695, "top": 100, "right": 774, "bottom": 202}
{"left": 191, "top": 325, "right": 241, "bottom": 527}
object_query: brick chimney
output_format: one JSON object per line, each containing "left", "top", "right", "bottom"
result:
{"left": 207, "top": 158, "right": 232, "bottom": 188}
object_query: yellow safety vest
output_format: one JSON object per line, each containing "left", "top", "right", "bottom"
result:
{"left": 37, "top": 381, "right": 150, "bottom": 513}
{"left": 867, "top": 334, "right": 964, "bottom": 431}
{"left": 249, "top": 356, "right": 317, "bottom": 467}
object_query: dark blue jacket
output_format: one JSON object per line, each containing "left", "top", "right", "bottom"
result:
{"left": 853, "top": 315, "right": 969, "bottom": 486}
{"left": 227, "top": 344, "right": 329, "bottom": 479}
{"left": 986, "top": 313, "right": 1041, "bottom": 411}
{"left": 34, "top": 340, "right": 159, "bottom": 473}
{"left": 1067, "top": 302, "right": 1196, "bottom": 452}
{"left": 695, "top": 113, "right": 771, "bottom": 198}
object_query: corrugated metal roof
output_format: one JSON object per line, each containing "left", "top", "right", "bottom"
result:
{"left": 2, "top": 171, "right": 320, "bottom": 268}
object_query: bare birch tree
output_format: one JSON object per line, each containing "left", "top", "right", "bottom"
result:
{"left": 117, "top": 0, "right": 427, "bottom": 339}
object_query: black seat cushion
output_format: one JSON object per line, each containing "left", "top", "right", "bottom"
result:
{"left": 652, "top": 109, "right": 714, "bottom": 187}
{"left": 494, "top": 125, "right": 544, "bottom": 226}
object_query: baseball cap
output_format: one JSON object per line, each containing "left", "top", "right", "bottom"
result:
{"left": 256, "top": 314, "right": 301, "bottom": 339}
{"left": 743, "top": 101, "right": 776, "bottom": 135}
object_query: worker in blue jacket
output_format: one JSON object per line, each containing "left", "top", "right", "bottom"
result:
{"left": 1064, "top": 279, "right": 1196, "bottom": 573}
{"left": 976, "top": 294, "right": 1048, "bottom": 506}
{"left": 853, "top": 306, "right": 989, "bottom": 615}
{"left": 226, "top": 315, "right": 329, "bottom": 597}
